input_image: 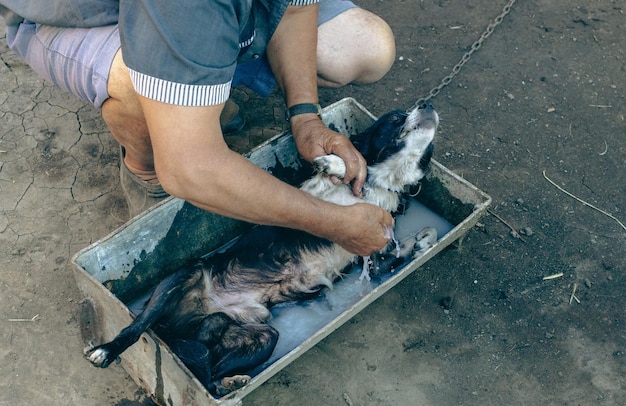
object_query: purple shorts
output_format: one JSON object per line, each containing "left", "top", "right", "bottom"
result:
{"left": 5, "top": 0, "right": 356, "bottom": 108}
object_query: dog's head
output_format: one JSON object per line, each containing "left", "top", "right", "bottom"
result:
{"left": 352, "top": 103, "right": 438, "bottom": 192}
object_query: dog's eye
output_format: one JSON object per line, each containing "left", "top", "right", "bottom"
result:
{"left": 389, "top": 114, "right": 403, "bottom": 122}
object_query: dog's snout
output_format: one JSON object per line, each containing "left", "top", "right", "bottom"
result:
{"left": 418, "top": 102, "right": 434, "bottom": 112}
{"left": 403, "top": 101, "right": 438, "bottom": 133}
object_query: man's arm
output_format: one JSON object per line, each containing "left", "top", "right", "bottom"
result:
{"left": 138, "top": 97, "right": 393, "bottom": 256}
{"left": 124, "top": 2, "right": 394, "bottom": 255}
{"left": 267, "top": 4, "right": 367, "bottom": 196}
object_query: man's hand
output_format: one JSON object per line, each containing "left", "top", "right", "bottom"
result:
{"left": 291, "top": 115, "right": 367, "bottom": 197}
{"left": 329, "top": 203, "right": 395, "bottom": 256}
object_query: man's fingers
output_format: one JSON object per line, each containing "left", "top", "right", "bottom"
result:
{"left": 335, "top": 146, "right": 366, "bottom": 197}
{"left": 291, "top": 121, "right": 368, "bottom": 197}
{"left": 350, "top": 162, "right": 367, "bottom": 197}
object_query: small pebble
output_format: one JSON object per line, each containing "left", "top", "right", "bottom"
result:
{"left": 519, "top": 227, "right": 533, "bottom": 236}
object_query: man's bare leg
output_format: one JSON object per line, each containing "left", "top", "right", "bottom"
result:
{"left": 101, "top": 50, "right": 168, "bottom": 217}
{"left": 103, "top": 50, "right": 244, "bottom": 181}
{"left": 102, "top": 50, "right": 156, "bottom": 180}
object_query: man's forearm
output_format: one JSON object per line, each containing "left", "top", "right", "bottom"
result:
{"left": 266, "top": 3, "right": 368, "bottom": 195}
{"left": 140, "top": 98, "right": 342, "bottom": 238}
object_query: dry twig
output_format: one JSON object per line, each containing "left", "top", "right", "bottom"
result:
{"left": 8, "top": 314, "right": 40, "bottom": 322}
{"left": 569, "top": 283, "right": 580, "bottom": 304}
{"left": 543, "top": 170, "right": 626, "bottom": 232}
{"left": 487, "top": 209, "right": 526, "bottom": 242}
{"left": 598, "top": 140, "right": 608, "bottom": 156}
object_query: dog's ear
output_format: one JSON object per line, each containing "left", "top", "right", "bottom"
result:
{"left": 350, "top": 132, "right": 370, "bottom": 157}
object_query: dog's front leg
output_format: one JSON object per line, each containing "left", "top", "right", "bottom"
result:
{"left": 412, "top": 227, "right": 438, "bottom": 256}
{"left": 369, "top": 227, "right": 437, "bottom": 275}
{"left": 313, "top": 154, "right": 347, "bottom": 179}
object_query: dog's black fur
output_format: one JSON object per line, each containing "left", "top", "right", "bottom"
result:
{"left": 85, "top": 103, "right": 439, "bottom": 396}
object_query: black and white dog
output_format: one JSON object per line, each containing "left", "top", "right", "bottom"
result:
{"left": 85, "top": 102, "right": 439, "bottom": 396}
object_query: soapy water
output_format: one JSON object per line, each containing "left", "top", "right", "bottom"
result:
{"left": 128, "top": 198, "right": 454, "bottom": 376}
{"left": 252, "top": 198, "right": 454, "bottom": 373}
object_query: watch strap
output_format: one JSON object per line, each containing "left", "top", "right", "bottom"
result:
{"left": 285, "top": 103, "right": 322, "bottom": 121}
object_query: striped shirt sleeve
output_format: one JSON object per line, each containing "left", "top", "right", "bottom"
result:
{"left": 289, "top": 0, "right": 319, "bottom": 5}
{"left": 128, "top": 69, "right": 232, "bottom": 107}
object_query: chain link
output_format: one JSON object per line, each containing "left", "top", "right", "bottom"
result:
{"left": 409, "top": 0, "right": 516, "bottom": 110}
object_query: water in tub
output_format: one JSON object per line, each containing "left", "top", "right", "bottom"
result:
{"left": 255, "top": 198, "right": 453, "bottom": 372}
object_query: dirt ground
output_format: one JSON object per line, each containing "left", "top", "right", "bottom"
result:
{"left": 1, "top": 0, "right": 625, "bottom": 405}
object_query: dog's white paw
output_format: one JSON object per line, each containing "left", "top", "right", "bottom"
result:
{"left": 413, "top": 227, "right": 437, "bottom": 256}
{"left": 221, "top": 375, "right": 251, "bottom": 391}
{"left": 84, "top": 346, "right": 110, "bottom": 367}
{"left": 313, "top": 155, "right": 347, "bottom": 178}
{"left": 212, "top": 374, "right": 251, "bottom": 396}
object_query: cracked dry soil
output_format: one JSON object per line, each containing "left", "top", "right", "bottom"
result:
{"left": 1, "top": 1, "right": 625, "bottom": 405}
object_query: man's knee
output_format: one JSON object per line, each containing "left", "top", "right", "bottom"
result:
{"left": 317, "top": 8, "right": 396, "bottom": 87}
{"left": 350, "top": 10, "right": 395, "bottom": 84}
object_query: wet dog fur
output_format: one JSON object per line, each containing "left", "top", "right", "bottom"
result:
{"left": 84, "top": 103, "right": 439, "bottom": 396}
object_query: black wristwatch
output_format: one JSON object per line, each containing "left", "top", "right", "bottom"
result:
{"left": 285, "top": 103, "right": 322, "bottom": 121}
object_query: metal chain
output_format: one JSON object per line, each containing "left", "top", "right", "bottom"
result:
{"left": 410, "top": 0, "right": 516, "bottom": 110}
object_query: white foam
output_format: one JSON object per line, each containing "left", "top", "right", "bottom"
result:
{"left": 359, "top": 256, "right": 372, "bottom": 281}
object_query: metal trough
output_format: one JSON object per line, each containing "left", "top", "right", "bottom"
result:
{"left": 71, "top": 98, "right": 491, "bottom": 405}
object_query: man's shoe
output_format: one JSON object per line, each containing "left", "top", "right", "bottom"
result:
{"left": 220, "top": 99, "right": 245, "bottom": 135}
{"left": 119, "top": 147, "right": 169, "bottom": 218}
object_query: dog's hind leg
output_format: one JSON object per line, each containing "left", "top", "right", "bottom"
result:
{"left": 210, "top": 375, "right": 252, "bottom": 397}
{"left": 159, "top": 314, "right": 276, "bottom": 396}
{"left": 84, "top": 268, "right": 200, "bottom": 368}
{"left": 204, "top": 318, "right": 279, "bottom": 396}
{"left": 169, "top": 339, "right": 213, "bottom": 387}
